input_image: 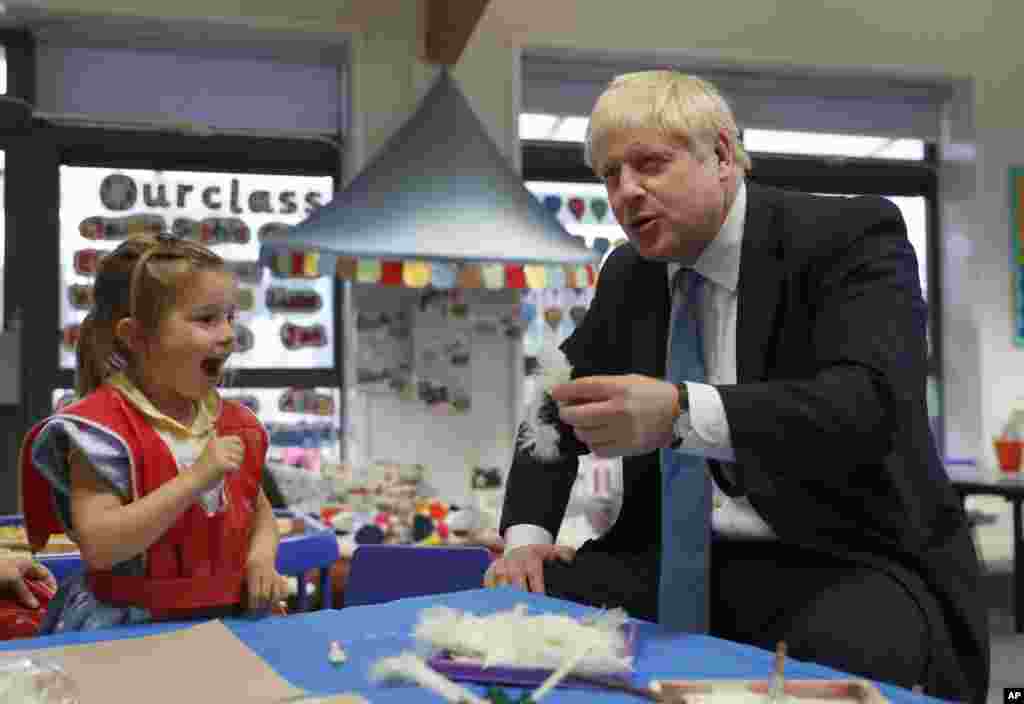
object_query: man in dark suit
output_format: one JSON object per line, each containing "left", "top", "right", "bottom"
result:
{"left": 489, "top": 71, "right": 988, "bottom": 701}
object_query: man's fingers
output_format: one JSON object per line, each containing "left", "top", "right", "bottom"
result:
{"left": 550, "top": 376, "right": 620, "bottom": 405}
{"left": 559, "top": 399, "right": 620, "bottom": 429}
{"left": 573, "top": 423, "right": 621, "bottom": 446}
{"left": 484, "top": 563, "right": 508, "bottom": 588}
{"left": 554, "top": 546, "right": 576, "bottom": 563}
{"left": 525, "top": 562, "right": 546, "bottom": 594}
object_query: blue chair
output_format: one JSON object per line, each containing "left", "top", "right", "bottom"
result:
{"left": 343, "top": 544, "right": 492, "bottom": 607}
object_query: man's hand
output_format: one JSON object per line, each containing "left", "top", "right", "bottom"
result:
{"left": 551, "top": 375, "right": 678, "bottom": 457}
{"left": 0, "top": 555, "right": 57, "bottom": 608}
{"left": 483, "top": 544, "right": 576, "bottom": 594}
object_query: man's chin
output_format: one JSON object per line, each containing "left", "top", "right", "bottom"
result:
{"left": 631, "top": 238, "right": 677, "bottom": 262}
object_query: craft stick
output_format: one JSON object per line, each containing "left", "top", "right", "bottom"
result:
{"left": 373, "top": 653, "right": 487, "bottom": 704}
{"left": 768, "top": 641, "right": 786, "bottom": 702}
{"left": 529, "top": 644, "right": 594, "bottom": 702}
{"left": 566, "top": 672, "right": 662, "bottom": 701}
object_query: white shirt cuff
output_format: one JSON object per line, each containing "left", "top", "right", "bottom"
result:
{"left": 503, "top": 524, "right": 554, "bottom": 553}
{"left": 676, "top": 382, "right": 736, "bottom": 462}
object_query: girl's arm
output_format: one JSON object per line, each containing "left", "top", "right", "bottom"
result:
{"left": 68, "top": 433, "right": 241, "bottom": 570}
{"left": 244, "top": 489, "right": 285, "bottom": 611}
{"left": 246, "top": 489, "right": 280, "bottom": 565}
{"left": 68, "top": 450, "right": 210, "bottom": 570}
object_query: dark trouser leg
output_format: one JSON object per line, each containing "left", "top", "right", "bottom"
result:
{"left": 542, "top": 545, "right": 658, "bottom": 622}
{"left": 710, "top": 538, "right": 932, "bottom": 691}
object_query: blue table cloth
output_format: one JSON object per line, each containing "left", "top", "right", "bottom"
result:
{"left": 0, "top": 587, "right": 946, "bottom": 703}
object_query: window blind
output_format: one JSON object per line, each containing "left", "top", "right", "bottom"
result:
{"left": 35, "top": 45, "right": 344, "bottom": 134}
{"left": 522, "top": 52, "right": 950, "bottom": 141}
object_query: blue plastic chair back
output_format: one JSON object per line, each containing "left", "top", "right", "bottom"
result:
{"left": 343, "top": 544, "right": 492, "bottom": 607}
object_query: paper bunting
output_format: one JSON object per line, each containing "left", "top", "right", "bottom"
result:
{"left": 524, "top": 264, "right": 547, "bottom": 288}
{"left": 330, "top": 258, "right": 596, "bottom": 290}
{"left": 357, "top": 259, "right": 381, "bottom": 283}
{"left": 380, "top": 260, "right": 403, "bottom": 286}
{"left": 432, "top": 262, "right": 458, "bottom": 288}
{"left": 403, "top": 260, "right": 432, "bottom": 288}
{"left": 505, "top": 264, "right": 527, "bottom": 288}
{"left": 481, "top": 263, "right": 505, "bottom": 289}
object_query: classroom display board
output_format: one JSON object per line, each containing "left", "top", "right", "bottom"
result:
{"left": 58, "top": 166, "right": 335, "bottom": 370}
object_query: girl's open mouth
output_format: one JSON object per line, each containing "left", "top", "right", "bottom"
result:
{"left": 201, "top": 357, "right": 227, "bottom": 378}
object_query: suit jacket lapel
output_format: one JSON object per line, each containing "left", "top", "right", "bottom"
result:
{"left": 737, "top": 183, "right": 786, "bottom": 383}
{"left": 628, "top": 253, "right": 671, "bottom": 378}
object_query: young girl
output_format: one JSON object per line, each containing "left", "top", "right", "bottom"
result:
{"left": 20, "top": 233, "right": 286, "bottom": 632}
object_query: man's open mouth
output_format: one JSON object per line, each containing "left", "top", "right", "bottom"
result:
{"left": 630, "top": 215, "right": 658, "bottom": 232}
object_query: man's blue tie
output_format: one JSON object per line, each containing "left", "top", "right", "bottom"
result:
{"left": 658, "top": 268, "right": 711, "bottom": 632}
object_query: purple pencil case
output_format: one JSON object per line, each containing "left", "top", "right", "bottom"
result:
{"left": 426, "top": 622, "right": 638, "bottom": 690}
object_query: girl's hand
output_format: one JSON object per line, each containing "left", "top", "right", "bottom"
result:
{"left": 194, "top": 434, "right": 244, "bottom": 491}
{"left": 0, "top": 555, "right": 57, "bottom": 608}
{"left": 245, "top": 552, "right": 287, "bottom": 613}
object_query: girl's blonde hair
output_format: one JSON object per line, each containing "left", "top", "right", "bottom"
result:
{"left": 584, "top": 70, "right": 752, "bottom": 175}
{"left": 75, "top": 233, "right": 226, "bottom": 397}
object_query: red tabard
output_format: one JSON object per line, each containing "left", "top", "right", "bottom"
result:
{"left": 19, "top": 385, "right": 266, "bottom": 621}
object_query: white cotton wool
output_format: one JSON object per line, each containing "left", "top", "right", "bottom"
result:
{"left": 412, "top": 604, "right": 633, "bottom": 676}
{"left": 518, "top": 336, "right": 574, "bottom": 462}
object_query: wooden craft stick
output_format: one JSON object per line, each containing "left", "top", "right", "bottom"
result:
{"left": 768, "top": 641, "right": 786, "bottom": 702}
{"left": 529, "top": 644, "right": 594, "bottom": 702}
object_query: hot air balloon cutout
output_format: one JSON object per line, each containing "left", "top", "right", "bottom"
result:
{"left": 542, "top": 195, "right": 562, "bottom": 216}
{"left": 536, "top": 194, "right": 611, "bottom": 225}
{"left": 567, "top": 197, "right": 585, "bottom": 222}
{"left": 543, "top": 307, "right": 563, "bottom": 332}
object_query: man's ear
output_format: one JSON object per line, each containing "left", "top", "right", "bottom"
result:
{"left": 714, "top": 128, "right": 733, "bottom": 167}
{"left": 113, "top": 316, "right": 141, "bottom": 353}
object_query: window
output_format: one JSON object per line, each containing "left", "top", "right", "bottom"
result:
{"left": 43, "top": 127, "right": 342, "bottom": 463}
{"left": 744, "top": 129, "right": 926, "bottom": 161}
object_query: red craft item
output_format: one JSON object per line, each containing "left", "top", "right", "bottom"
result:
{"left": 994, "top": 438, "right": 1022, "bottom": 473}
{"left": 0, "top": 576, "right": 55, "bottom": 640}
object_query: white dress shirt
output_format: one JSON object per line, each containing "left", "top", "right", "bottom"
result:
{"left": 506, "top": 179, "right": 775, "bottom": 552}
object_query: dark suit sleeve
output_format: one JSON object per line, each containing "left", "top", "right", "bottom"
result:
{"left": 499, "top": 249, "right": 623, "bottom": 540}
{"left": 719, "top": 196, "right": 929, "bottom": 481}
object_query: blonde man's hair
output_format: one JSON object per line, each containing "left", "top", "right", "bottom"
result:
{"left": 584, "top": 70, "right": 752, "bottom": 175}
{"left": 75, "top": 234, "right": 227, "bottom": 397}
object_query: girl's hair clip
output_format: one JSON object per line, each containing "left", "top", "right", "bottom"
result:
{"left": 156, "top": 231, "right": 182, "bottom": 245}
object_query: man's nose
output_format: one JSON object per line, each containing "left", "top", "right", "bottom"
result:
{"left": 618, "top": 167, "right": 647, "bottom": 200}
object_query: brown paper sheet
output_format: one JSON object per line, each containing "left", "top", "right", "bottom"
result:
{"left": 13, "top": 620, "right": 308, "bottom": 704}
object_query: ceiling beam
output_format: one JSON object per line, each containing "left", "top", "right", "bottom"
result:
{"left": 420, "top": 0, "right": 490, "bottom": 66}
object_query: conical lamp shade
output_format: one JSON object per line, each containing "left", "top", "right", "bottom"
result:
{"left": 260, "top": 69, "right": 599, "bottom": 271}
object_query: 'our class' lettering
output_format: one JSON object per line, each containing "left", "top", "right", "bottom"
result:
{"left": 100, "top": 174, "right": 323, "bottom": 216}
